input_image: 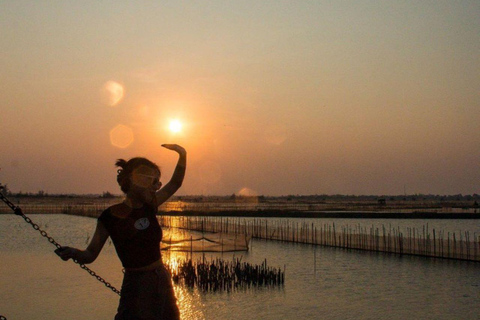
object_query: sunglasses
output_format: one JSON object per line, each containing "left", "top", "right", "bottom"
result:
{"left": 132, "top": 173, "right": 162, "bottom": 189}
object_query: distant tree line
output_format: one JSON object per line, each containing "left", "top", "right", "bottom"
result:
{"left": 277, "top": 194, "right": 480, "bottom": 202}
{"left": 1, "top": 185, "right": 478, "bottom": 202}
{"left": 0, "top": 185, "right": 120, "bottom": 199}
{"left": 174, "top": 193, "right": 479, "bottom": 203}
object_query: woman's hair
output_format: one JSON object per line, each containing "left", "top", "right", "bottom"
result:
{"left": 115, "top": 157, "right": 160, "bottom": 193}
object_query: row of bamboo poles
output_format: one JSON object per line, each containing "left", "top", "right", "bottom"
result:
{"left": 3, "top": 202, "right": 478, "bottom": 261}
{"left": 160, "top": 199, "right": 480, "bottom": 213}
{"left": 160, "top": 216, "right": 480, "bottom": 262}
{"left": 167, "top": 257, "right": 284, "bottom": 292}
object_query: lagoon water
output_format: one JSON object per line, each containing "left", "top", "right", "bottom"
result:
{"left": 1, "top": 214, "right": 479, "bottom": 320}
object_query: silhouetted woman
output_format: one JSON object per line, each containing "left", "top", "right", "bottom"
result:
{"left": 56, "top": 144, "right": 186, "bottom": 320}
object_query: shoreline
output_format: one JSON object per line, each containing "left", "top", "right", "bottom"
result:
{"left": 1, "top": 209, "right": 479, "bottom": 219}
{"left": 0, "top": 195, "right": 478, "bottom": 219}
{"left": 160, "top": 210, "right": 480, "bottom": 219}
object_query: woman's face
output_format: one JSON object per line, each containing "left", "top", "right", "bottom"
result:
{"left": 129, "top": 165, "right": 161, "bottom": 203}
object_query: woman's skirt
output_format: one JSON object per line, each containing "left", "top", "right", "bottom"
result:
{"left": 115, "top": 264, "right": 180, "bottom": 320}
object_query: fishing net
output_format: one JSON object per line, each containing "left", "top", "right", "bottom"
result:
{"left": 161, "top": 228, "right": 250, "bottom": 252}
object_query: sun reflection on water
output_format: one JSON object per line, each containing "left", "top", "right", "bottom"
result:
{"left": 164, "top": 250, "right": 207, "bottom": 320}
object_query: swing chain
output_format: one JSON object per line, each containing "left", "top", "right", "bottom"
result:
{"left": 79, "top": 264, "right": 122, "bottom": 295}
{"left": 16, "top": 207, "right": 121, "bottom": 295}
{"left": 19, "top": 210, "right": 62, "bottom": 248}
{"left": 0, "top": 187, "right": 121, "bottom": 296}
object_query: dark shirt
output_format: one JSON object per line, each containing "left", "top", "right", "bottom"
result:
{"left": 98, "top": 203, "right": 162, "bottom": 268}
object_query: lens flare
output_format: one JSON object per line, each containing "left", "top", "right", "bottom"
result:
{"left": 101, "top": 81, "right": 124, "bottom": 106}
{"left": 237, "top": 187, "right": 257, "bottom": 197}
{"left": 109, "top": 124, "right": 134, "bottom": 148}
{"left": 235, "top": 187, "right": 259, "bottom": 203}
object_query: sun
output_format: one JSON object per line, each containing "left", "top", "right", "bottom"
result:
{"left": 168, "top": 119, "right": 183, "bottom": 133}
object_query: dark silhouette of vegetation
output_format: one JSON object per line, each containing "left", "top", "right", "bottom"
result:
{"left": 1, "top": 189, "right": 478, "bottom": 207}
{"left": 101, "top": 191, "right": 115, "bottom": 198}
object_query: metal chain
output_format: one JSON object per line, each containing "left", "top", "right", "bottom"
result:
{"left": 0, "top": 187, "right": 121, "bottom": 296}
{"left": 0, "top": 315, "right": 7, "bottom": 320}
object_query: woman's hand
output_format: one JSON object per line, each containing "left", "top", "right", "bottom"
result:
{"left": 161, "top": 144, "right": 186, "bottom": 156}
{"left": 54, "top": 246, "right": 79, "bottom": 261}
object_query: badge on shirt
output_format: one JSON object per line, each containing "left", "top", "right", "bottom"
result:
{"left": 134, "top": 217, "right": 150, "bottom": 230}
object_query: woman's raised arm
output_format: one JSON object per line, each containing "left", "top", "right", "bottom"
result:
{"left": 155, "top": 144, "right": 187, "bottom": 206}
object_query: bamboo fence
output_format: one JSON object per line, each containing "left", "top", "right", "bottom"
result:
{"left": 160, "top": 216, "right": 480, "bottom": 262}
{"left": 2, "top": 202, "right": 478, "bottom": 261}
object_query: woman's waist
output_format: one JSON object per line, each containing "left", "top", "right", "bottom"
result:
{"left": 124, "top": 258, "right": 163, "bottom": 272}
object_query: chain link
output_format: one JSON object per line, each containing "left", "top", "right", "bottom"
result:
{"left": 21, "top": 215, "right": 62, "bottom": 249}
{"left": 0, "top": 315, "right": 7, "bottom": 320}
{"left": 0, "top": 189, "right": 121, "bottom": 296}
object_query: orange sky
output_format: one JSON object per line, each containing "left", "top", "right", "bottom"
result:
{"left": 1, "top": 1, "right": 479, "bottom": 196}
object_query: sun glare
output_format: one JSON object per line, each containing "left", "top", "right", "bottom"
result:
{"left": 169, "top": 120, "right": 182, "bottom": 133}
